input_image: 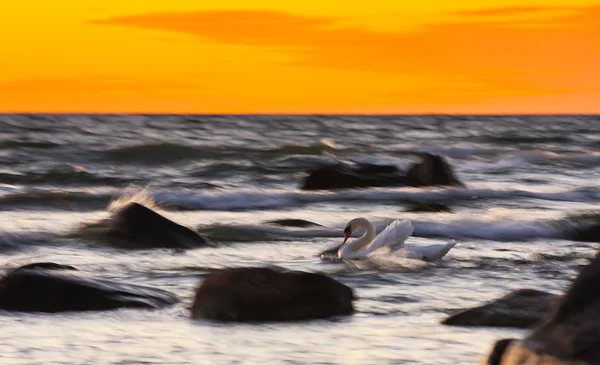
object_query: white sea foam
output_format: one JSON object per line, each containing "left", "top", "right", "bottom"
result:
{"left": 153, "top": 185, "right": 599, "bottom": 211}
{"left": 193, "top": 215, "right": 582, "bottom": 243}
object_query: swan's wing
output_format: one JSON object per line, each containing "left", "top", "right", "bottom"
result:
{"left": 396, "top": 240, "right": 457, "bottom": 261}
{"left": 369, "top": 219, "right": 413, "bottom": 253}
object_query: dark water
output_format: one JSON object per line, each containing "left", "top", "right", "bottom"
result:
{"left": 0, "top": 114, "right": 599, "bottom": 364}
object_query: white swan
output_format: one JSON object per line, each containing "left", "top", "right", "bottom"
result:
{"left": 338, "top": 217, "right": 456, "bottom": 261}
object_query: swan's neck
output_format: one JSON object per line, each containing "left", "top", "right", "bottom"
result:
{"left": 338, "top": 219, "right": 377, "bottom": 260}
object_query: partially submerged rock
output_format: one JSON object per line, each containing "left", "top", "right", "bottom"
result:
{"left": 404, "top": 202, "right": 453, "bottom": 213}
{"left": 301, "top": 153, "right": 463, "bottom": 191}
{"left": 71, "top": 202, "right": 210, "bottom": 249}
{"left": 558, "top": 211, "right": 600, "bottom": 243}
{"left": 405, "top": 153, "right": 463, "bottom": 187}
{"left": 264, "top": 219, "right": 323, "bottom": 228}
{"left": 566, "top": 223, "right": 600, "bottom": 243}
{"left": 301, "top": 162, "right": 405, "bottom": 190}
{"left": 482, "top": 249, "right": 600, "bottom": 365}
{"left": 0, "top": 263, "right": 178, "bottom": 313}
{"left": 442, "top": 289, "right": 559, "bottom": 328}
{"left": 9, "top": 262, "right": 78, "bottom": 273}
{"left": 191, "top": 266, "right": 355, "bottom": 322}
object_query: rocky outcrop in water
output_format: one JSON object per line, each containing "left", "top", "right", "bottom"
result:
{"left": 301, "top": 153, "right": 463, "bottom": 191}
{"left": 565, "top": 216, "right": 600, "bottom": 243}
{"left": 0, "top": 263, "right": 178, "bottom": 313}
{"left": 570, "top": 223, "right": 600, "bottom": 242}
{"left": 404, "top": 202, "right": 453, "bottom": 213}
{"left": 191, "top": 267, "right": 355, "bottom": 322}
{"left": 264, "top": 219, "right": 323, "bottom": 228}
{"left": 318, "top": 244, "right": 343, "bottom": 261}
{"left": 482, "top": 249, "right": 600, "bottom": 365}
{"left": 405, "top": 153, "right": 463, "bottom": 187}
{"left": 10, "top": 262, "right": 78, "bottom": 272}
{"left": 71, "top": 202, "right": 210, "bottom": 249}
{"left": 301, "top": 162, "right": 404, "bottom": 190}
{"left": 441, "top": 289, "right": 559, "bottom": 329}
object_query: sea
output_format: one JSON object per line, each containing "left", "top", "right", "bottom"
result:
{"left": 0, "top": 114, "right": 599, "bottom": 365}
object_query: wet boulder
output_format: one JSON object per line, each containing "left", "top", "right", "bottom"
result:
{"left": 264, "top": 219, "right": 323, "bottom": 228}
{"left": 441, "top": 289, "right": 559, "bottom": 329}
{"left": 301, "top": 162, "right": 406, "bottom": 190}
{"left": 404, "top": 202, "right": 453, "bottom": 213}
{"left": 72, "top": 202, "right": 210, "bottom": 249}
{"left": 482, "top": 249, "right": 600, "bottom": 365}
{"left": 0, "top": 263, "right": 178, "bottom": 313}
{"left": 191, "top": 267, "right": 355, "bottom": 322}
{"left": 566, "top": 221, "right": 600, "bottom": 243}
{"left": 571, "top": 224, "right": 600, "bottom": 242}
{"left": 10, "top": 262, "right": 78, "bottom": 272}
{"left": 405, "top": 153, "right": 464, "bottom": 187}
{"left": 301, "top": 153, "right": 463, "bottom": 191}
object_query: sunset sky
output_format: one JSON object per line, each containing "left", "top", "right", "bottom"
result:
{"left": 1, "top": 1, "right": 598, "bottom": 114}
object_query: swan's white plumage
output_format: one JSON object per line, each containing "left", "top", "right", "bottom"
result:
{"left": 337, "top": 217, "right": 456, "bottom": 262}
{"left": 392, "top": 240, "right": 457, "bottom": 262}
{"left": 369, "top": 219, "right": 413, "bottom": 253}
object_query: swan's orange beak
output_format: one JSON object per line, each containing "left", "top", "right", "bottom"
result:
{"left": 343, "top": 227, "right": 351, "bottom": 243}
{"left": 343, "top": 232, "right": 351, "bottom": 243}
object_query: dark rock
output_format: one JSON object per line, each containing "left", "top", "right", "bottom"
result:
{"left": 404, "top": 202, "right": 453, "bottom": 213}
{"left": 9, "top": 262, "right": 78, "bottom": 273}
{"left": 441, "top": 289, "right": 559, "bottom": 328}
{"left": 0, "top": 265, "right": 178, "bottom": 313}
{"left": 567, "top": 223, "right": 600, "bottom": 243}
{"left": 405, "top": 153, "right": 464, "bottom": 187}
{"left": 481, "top": 249, "right": 600, "bottom": 364}
{"left": 72, "top": 202, "right": 210, "bottom": 249}
{"left": 318, "top": 244, "right": 343, "bottom": 261}
{"left": 301, "top": 162, "right": 406, "bottom": 190}
{"left": 111, "top": 202, "right": 209, "bottom": 248}
{"left": 265, "top": 219, "right": 323, "bottom": 228}
{"left": 301, "top": 153, "right": 463, "bottom": 191}
{"left": 559, "top": 211, "right": 600, "bottom": 243}
{"left": 485, "top": 339, "right": 518, "bottom": 365}
{"left": 191, "top": 267, "right": 355, "bottom": 322}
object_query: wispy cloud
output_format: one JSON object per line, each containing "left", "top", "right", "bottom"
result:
{"left": 90, "top": 6, "right": 599, "bottom": 73}
{"left": 88, "top": 5, "right": 600, "bottom": 110}
{"left": 453, "top": 6, "right": 579, "bottom": 17}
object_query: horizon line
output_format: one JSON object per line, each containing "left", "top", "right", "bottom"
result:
{"left": 1, "top": 112, "right": 599, "bottom": 117}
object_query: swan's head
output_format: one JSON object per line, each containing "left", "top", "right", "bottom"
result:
{"left": 342, "top": 218, "right": 370, "bottom": 243}
{"left": 343, "top": 225, "right": 352, "bottom": 243}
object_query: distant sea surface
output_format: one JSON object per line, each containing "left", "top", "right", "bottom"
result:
{"left": 0, "top": 114, "right": 599, "bottom": 365}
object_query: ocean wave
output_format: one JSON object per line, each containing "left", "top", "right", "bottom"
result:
{"left": 194, "top": 214, "right": 595, "bottom": 244}
{"left": 270, "top": 138, "right": 337, "bottom": 156}
{"left": 479, "top": 133, "right": 573, "bottom": 145}
{"left": 412, "top": 220, "right": 563, "bottom": 241}
{"left": 0, "top": 231, "right": 55, "bottom": 253}
{"left": 566, "top": 152, "right": 600, "bottom": 167}
{"left": 155, "top": 186, "right": 599, "bottom": 211}
{"left": 98, "top": 139, "right": 339, "bottom": 165}
{"left": 0, "top": 185, "right": 597, "bottom": 212}
{"left": 457, "top": 151, "right": 600, "bottom": 174}
{"left": 410, "top": 146, "right": 499, "bottom": 159}
{"left": 0, "top": 167, "right": 127, "bottom": 186}
{"left": 0, "top": 140, "right": 64, "bottom": 149}
{"left": 271, "top": 155, "right": 339, "bottom": 171}
{"left": 100, "top": 142, "right": 219, "bottom": 165}
{"left": 0, "top": 190, "right": 113, "bottom": 211}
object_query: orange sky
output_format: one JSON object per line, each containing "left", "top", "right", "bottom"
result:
{"left": 0, "top": 1, "right": 598, "bottom": 113}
